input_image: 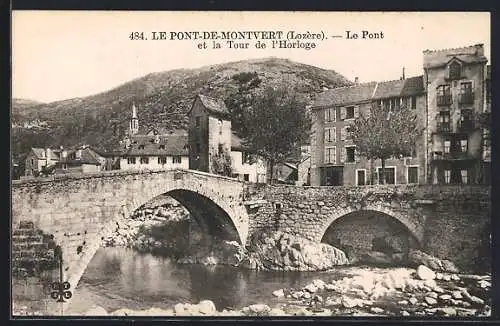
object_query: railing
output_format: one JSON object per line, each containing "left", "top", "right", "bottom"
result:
{"left": 457, "top": 119, "right": 475, "bottom": 133}
{"left": 437, "top": 94, "right": 452, "bottom": 106}
{"left": 432, "top": 151, "right": 471, "bottom": 160}
{"left": 459, "top": 92, "right": 474, "bottom": 104}
{"left": 436, "top": 122, "right": 451, "bottom": 133}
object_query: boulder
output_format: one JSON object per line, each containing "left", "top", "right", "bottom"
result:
{"left": 416, "top": 265, "right": 436, "bottom": 280}
{"left": 248, "top": 304, "right": 271, "bottom": 315}
{"left": 437, "top": 307, "right": 457, "bottom": 316}
{"left": 246, "top": 231, "right": 348, "bottom": 271}
{"left": 85, "top": 306, "right": 108, "bottom": 316}
{"left": 369, "top": 307, "right": 384, "bottom": 314}
{"left": 272, "top": 289, "right": 285, "bottom": 298}
{"left": 360, "top": 251, "right": 393, "bottom": 265}
{"left": 408, "top": 250, "right": 459, "bottom": 273}
{"left": 197, "top": 300, "right": 216, "bottom": 315}
{"left": 424, "top": 297, "right": 438, "bottom": 305}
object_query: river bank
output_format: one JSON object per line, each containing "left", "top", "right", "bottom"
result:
{"left": 76, "top": 265, "right": 490, "bottom": 317}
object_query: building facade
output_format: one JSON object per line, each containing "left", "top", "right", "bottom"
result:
{"left": 424, "top": 44, "right": 489, "bottom": 184}
{"left": 24, "top": 148, "right": 61, "bottom": 177}
{"left": 310, "top": 77, "right": 426, "bottom": 186}
{"left": 188, "top": 94, "right": 267, "bottom": 183}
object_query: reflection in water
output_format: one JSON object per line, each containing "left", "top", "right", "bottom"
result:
{"left": 67, "top": 247, "right": 338, "bottom": 314}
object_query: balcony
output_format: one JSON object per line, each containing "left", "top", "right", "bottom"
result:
{"left": 436, "top": 122, "right": 451, "bottom": 133}
{"left": 457, "top": 119, "right": 475, "bottom": 133}
{"left": 432, "top": 151, "right": 472, "bottom": 161}
{"left": 437, "top": 94, "right": 452, "bottom": 106}
{"left": 459, "top": 92, "right": 474, "bottom": 104}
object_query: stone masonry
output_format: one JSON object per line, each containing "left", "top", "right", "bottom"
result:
{"left": 12, "top": 169, "right": 490, "bottom": 301}
{"left": 12, "top": 169, "right": 249, "bottom": 298}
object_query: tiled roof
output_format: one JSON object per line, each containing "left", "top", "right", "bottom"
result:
{"left": 401, "top": 76, "right": 425, "bottom": 96}
{"left": 231, "top": 133, "right": 245, "bottom": 151}
{"left": 31, "top": 148, "right": 61, "bottom": 160}
{"left": 57, "top": 148, "right": 101, "bottom": 165}
{"left": 125, "top": 134, "right": 189, "bottom": 156}
{"left": 373, "top": 79, "right": 406, "bottom": 99}
{"left": 312, "top": 75, "right": 425, "bottom": 108}
{"left": 197, "top": 94, "right": 230, "bottom": 116}
{"left": 311, "top": 82, "right": 377, "bottom": 107}
{"left": 423, "top": 44, "right": 488, "bottom": 69}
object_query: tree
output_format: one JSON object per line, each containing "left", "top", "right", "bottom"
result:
{"left": 349, "top": 102, "right": 421, "bottom": 184}
{"left": 237, "top": 87, "right": 311, "bottom": 184}
{"left": 211, "top": 148, "right": 233, "bottom": 177}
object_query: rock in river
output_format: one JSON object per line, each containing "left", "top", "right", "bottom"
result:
{"left": 416, "top": 265, "right": 436, "bottom": 280}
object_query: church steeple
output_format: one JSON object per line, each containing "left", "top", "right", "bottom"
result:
{"left": 129, "top": 101, "right": 139, "bottom": 135}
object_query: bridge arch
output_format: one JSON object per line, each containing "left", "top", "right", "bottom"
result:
{"left": 317, "top": 205, "right": 424, "bottom": 248}
{"left": 16, "top": 169, "right": 251, "bottom": 301}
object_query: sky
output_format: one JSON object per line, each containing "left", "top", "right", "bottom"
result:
{"left": 12, "top": 11, "right": 490, "bottom": 103}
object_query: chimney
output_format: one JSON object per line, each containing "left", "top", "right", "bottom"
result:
{"left": 474, "top": 43, "right": 484, "bottom": 56}
{"left": 402, "top": 67, "right": 405, "bottom": 80}
{"left": 354, "top": 77, "right": 359, "bottom": 85}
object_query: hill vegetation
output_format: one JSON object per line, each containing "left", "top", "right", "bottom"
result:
{"left": 11, "top": 57, "right": 352, "bottom": 167}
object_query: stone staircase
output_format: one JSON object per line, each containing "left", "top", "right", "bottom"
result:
{"left": 12, "top": 221, "right": 58, "bottom": 278}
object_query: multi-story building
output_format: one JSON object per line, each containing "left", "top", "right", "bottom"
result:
{"left": 310, "top": 76, "right": 426, "bottom": 186}
{"left": 188, "top": 94, "right": 267, "bottom": 183}
{"left": 120, "top": 102, "right": 190, "bottom": 171}
{"left": 24, "top": 147, "right": 61, "bottom": 177}
{"left": 424, "top": 44, "right": 489, "bottom": 184}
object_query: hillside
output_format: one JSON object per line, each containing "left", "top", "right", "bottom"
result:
{"left": 11, "top": 57, "right": 352, "bottom": 162}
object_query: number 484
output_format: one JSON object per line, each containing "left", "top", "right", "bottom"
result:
{"left": 129, "top": 32, "right": 146, "bottom": 40}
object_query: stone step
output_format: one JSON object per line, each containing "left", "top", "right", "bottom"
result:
{"left": 11, "top": 235, "right": 44, "bottom": 242}
{"left": 12, "top": 229, "right": 37, "bottom": 236}
{"left": 18, "top": 221, "right": 35, "bottom": 230}
{"left": 12, "top": 242, "right": 48, "bottom": 251}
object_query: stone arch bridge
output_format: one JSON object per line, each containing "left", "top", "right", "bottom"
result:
{"left": 12, "top": 169, "right": 490, "bottom": 300}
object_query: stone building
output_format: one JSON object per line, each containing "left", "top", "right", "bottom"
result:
{"left": 52, "top": 146, "right": 104, "bottom": 174}
{"left": 119, "top": 102, "right": 190, "bottom": 171}
{"left": 424, "top": 44, "right": 489, "bottom": 184}
{"left": 188, "top": 94, "right": 267, "bottom": 183}
{"left": 309, "top": 76, "right": 426, "bottom": 186}
{"left": 24, "top": 148, "right": 61, "bottom": 177}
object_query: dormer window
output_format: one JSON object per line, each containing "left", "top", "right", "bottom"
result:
{"left": 449, "top": 61, "right": 462, "bottom": 79}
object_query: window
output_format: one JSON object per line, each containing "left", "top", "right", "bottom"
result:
{"left": 324, "top": 146, "right": 336, "bottom": 164}
{"left": 138, "top": 145, "right": 145, "bottom": 150}
{"left": 460, "top": 82, "right": 473, "bottom": 95}
{"left": 140, "top": 157, "right": 149, "bottom": 164}
{"left": 437, "top": 85, "right": 451, "bottom": 105}
{"left": 127, "top": 157, "right": 136, "bottom": 164}
{"left": 243, "top": 174, "right": 249, "bottom": 182}
{"left": 218, "top": 144, "right": 223, "bottom": 154}
{"left": 62, "top": 164, "right": 67, "bottom": 170}
{"left": 242, "top": 152, "right": 251, "bottom": 164}
{"left": 444, "top": 170, "right": 451, "bottom": 184}
{"left": 449, "top": 61, "right": 462, "bottom": 79}
{"left": 461, "top": 169, "right": 468, "bottom": 184}
{"left": 345, "top": 146, "right": 356, "bottom": 163}
{"left": 345, "top": 106, "right": 355, "bottom": 119}
{"left": 377, "top": 167, "right": 396, "bottom": 185}
{"left": 459, "top": 82, "right": 474, "bottom": 104}
{"left": 407, "top": 166, "right": 418, "bottom": 184}
{"left": 158, "top": 156, "right": 167, "bottom": 164}
{"left": 444, "top": 140, "right": 451, "bottom": 153}
{"left": 324, "top": 107, "right": 336, "bottom": 122}
{"left": 31, "top": 159, "right": 34, "bottom": 165}
{"left": 325, "top": 127, "right": 336, "bottom": 143}
{"left": 172, "top": 156, "right": 182, "bottom": 164}
{"left": 356, "top": 169, "right": 366, "bottom": 186}
{"left": 460, "top": 139, "right": 468, "bottom": 152}
{"left": 411, "top": 96, "right": 417, "bottom": 110}
{"left": 438, "top": 111, "right": 451, "bottom": 131}
{"left": 195, "top": 116, "right": 201, "bottom": 127}
{"left": 218, "top": 119, "right": 223, "bottom": 135}
{"left": 340, "top": 126, "right": 350, "bottom": 141}
{"left": 159, "top": 144, "right": 165, "bottom": 149}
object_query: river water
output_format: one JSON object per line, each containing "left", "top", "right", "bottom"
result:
{"left": 63, "top": 247, "right": 360, "bottom": 315}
